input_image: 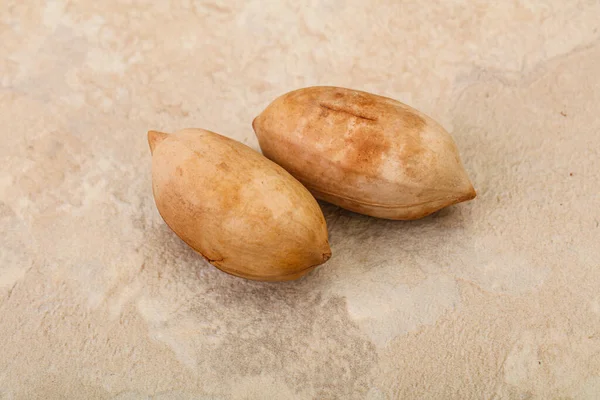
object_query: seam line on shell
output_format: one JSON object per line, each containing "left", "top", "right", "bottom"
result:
{"left": 306, "top": 183, "right": 474, "bottom": 209}
{"left": 210, "top": 259, "right": 322, "bottom": 280}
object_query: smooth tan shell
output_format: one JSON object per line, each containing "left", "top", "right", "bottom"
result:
{"left": 252, "top": 86, "right": 476, "bottom": 220}
{"left": 148, "top": 128, "right": 331, "bottom": 281}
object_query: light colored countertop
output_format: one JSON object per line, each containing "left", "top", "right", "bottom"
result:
{"left": 1, "top": 1, "right": 599, "bottom": 399}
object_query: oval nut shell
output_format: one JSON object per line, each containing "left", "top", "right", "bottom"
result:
{"left": 148, "top": 128, "right": 331, "bottom": 281}
{"left": 252, "top": 86, "right": 476, "bottom": 220}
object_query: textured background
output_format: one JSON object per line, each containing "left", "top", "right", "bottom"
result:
{"left": 1, "top": 1, "right": 600, "bottom": 399}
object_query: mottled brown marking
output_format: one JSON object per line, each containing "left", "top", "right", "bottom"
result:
{"left": 318, "top": 102, "right": 377, "bottom": 121}
{"left": 384, "top": 107, "right": 427, "bottom": 179}
{"left": 217, "top": 178, "right": 242, "bottom": 211}
{"left": 398, "top": 108, "right": 426, "bottom": 131}
{"left": 318, "top": 106, "right": 330, "bottom": 118}
{"left": 343, "top": 127, "right": 391, "bottom": 177}
{"left": 398, "top": 131, "right": 425, "bottom": 179}
{"left": 217, "top": 161, "right": 231, "bottom": 172}
{"left": 351, "top": 91, "right": 375, "bottom": 106}
{"left": 176, "top": 166, "right": 183, "bottom": 176}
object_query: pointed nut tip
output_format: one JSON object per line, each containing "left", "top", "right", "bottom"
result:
{"left": 458, "top": 186, "right": 477, "bottom": 203}
{"left": 147, "top": 130, "right": 169, "bottom": 154}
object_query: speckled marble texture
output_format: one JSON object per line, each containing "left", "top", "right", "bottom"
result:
{"left": 1, "top": 1, "right": 600, "bottom": 399}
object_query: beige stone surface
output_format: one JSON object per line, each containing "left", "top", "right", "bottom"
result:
{"left": 1, "top": 1, "right": 599, "bottom": 399}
